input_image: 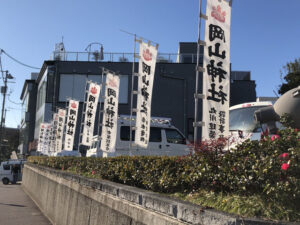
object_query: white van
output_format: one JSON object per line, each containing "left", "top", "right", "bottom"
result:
{"left": 86, "top": 116, "right": 191, "bottom": 157}
{"left": 0, "top": 159, "right": 26, "bottom": 184}
{"left": 228, "top": 101, "right": 280, "bottom": 149}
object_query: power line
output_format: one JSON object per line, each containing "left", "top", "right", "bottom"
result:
{"left": 8, "top": 95, "right": 22, "bottom": 105}
{"left": 0, "top": 49, "right": 41, "bottom": 70}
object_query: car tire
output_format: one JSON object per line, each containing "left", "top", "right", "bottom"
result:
{"left": 2, "top": 178, "right": 9, "bottom": 185}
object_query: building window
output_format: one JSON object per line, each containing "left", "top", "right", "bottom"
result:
{"left": 36, "top": 81, "right": 46, "bottom": 110}
{"left": 59, "top": 74, "right": 128, "bottom": 103}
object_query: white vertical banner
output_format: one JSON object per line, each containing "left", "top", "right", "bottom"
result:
{"left": 56, "top": 109, "right": 66, "bottom": 152}
{"left": 64, "top": 100, "right": 79, "bottom": 150}
{"left": 51, "top": 113, "right": 58, "bottom": 152}
{"left": 81, "top": 82, "right": 101, "bottom": 146}
{"left": 37, "top": 123, "right": 46, "bottom": 152}
{"left": 135, "top": 42, "right": 158, "bottom": 148}
{"left": 202, "top": 0, "right": 231, "bottom": 140}
{"left": 43, "top": 123, "right": 52, "bottom": 155}
{"left": 100, "top": 73, "right": 120, "bottom": 152}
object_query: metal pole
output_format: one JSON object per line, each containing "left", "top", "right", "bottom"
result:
{"left": 78, "top": 79, "right": 89, "bottom": 153}
{"left": 194, "top": 0, "right": 203, "bottom": 150}
{"left": 129, "top": 34, "right": 137, "bottom": 156}
{"left": 96, "top": 69, "right": 105, "bottom": 154}
{"left": 0, "top": 71, "right": 8, "bottom": 153}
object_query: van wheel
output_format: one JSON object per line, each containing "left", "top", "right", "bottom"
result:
{"left": 2, "top": 178, "right": 9, "bottom": 185}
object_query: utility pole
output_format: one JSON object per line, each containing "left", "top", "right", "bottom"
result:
{"left": 0, "top": 71, "right": 14, "bottom": 153}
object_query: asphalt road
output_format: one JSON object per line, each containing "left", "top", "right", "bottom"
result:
{"left": 0, "top": 182, "right": 51, "bottom": 225}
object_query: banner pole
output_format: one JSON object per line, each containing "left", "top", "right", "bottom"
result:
{"left": 62, "top": 98, "right": 70, "bottom": 151}
{"left": 97, "top": 69, "right": 105, "bottom": 153}
{"left": 78, "top": 79, "right": 89, "bottom": 153}
{"left": 129, "top": 34, "right": 137, "bottom": 156}
{"left": 194, "top": 0, "right": 204, "bottom": 152}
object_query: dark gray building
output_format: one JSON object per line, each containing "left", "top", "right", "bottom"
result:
{"left": 19, "top": 73, "right": 38, "bottom": 155}
{"left": 21, "top": 42, "right": 256, "bottom": 153}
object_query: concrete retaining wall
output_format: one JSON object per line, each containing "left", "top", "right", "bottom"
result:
{"left": 22, "top": 164, "right": 293, "bottom": 225}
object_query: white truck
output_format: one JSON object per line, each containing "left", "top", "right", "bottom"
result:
{"left": 86, "top": 115, "right": 191, "bottom": 157}
{"left": 0, "top": 159, "right": 26, "bottom": 184}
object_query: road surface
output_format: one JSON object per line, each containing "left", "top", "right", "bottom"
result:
{"left": 0, "top": 182, "right": 51, "bottom": 225}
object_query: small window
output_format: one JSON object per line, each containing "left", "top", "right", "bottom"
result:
{"left": 165, "top": 129, "right": 186, "bottom": 144}
{"left": 3, "top": 165, "right": 10, "bottom": 170}
{"left": 149, "top": 127, "right": 162, "bottom": 142}
{"left": 120, "top": 126, "right": 135, "bottom": 141}
{"left": 121, "top": 126, "right": 162, "bottom": 142}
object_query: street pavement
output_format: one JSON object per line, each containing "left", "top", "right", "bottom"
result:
{"left": 0, "top": 182, "right": 51, "bottom": 225}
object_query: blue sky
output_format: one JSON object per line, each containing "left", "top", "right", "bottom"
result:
{"left": 0, "top": 0, "right": 299, "bottom": 128}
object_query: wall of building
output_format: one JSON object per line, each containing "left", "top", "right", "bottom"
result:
{"left": 22, "top": 164, "right": 276, "bottom": 225}
{"left": 31, "top": 59, "right": 257, "bottom": 150}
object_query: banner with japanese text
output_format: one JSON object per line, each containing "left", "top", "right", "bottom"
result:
{"left": 56, "top": 109, "right": 66, "bottom": 152}
{"left": 81, "top": 82, "right": 101, "bottom": 146}
{"left": 64, "top": 100, "right": 79, "bottom": 150}
{"left": 50, "top": 113, "right": 58, "bottom": 153}
{"left": 100, "top": 73, "right": 120, "bottom": 152}
{"left": 135, "top": 42, "right": 158, "bottom": 148}
{"left": 202, "top": 0, "right": 231, "bottom": 140}
{"left": 37, "top": 123, "right": 46, "bottom": 152}
{"left": 43, "top": 123, "right": 52, "bottom": 155}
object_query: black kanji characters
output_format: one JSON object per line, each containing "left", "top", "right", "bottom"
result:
{"left": 142, "top": 62, "right": 151, "bottom": 75}
{"left": 208, "top": 43, "right": 226, "bottom": 60}
{"left": 207, "top": 60, "right": 227, "bottom": 83}
{"left": 207, "top": 83, "right": 228, "bottom": 104}
{"left": 209, "top": 24, "right": 225, "bottom": 42}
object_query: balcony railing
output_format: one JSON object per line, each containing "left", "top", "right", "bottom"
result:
{"left": 52, "top": 51, "right": 203, "bottom": 64}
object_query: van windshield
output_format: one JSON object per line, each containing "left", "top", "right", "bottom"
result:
{"left": 229, "top": 106, "right": 267, "bottom": 132}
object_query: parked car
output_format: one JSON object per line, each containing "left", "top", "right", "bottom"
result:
{"left": 86, "top": 115, "right": 191, "bottom": 157}
{"left": 0, "top": 159, "right": 26, "bottom": 184}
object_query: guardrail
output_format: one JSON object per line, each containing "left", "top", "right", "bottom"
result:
{"left": 52, "top": 51, "right": 202, "bottom": 63}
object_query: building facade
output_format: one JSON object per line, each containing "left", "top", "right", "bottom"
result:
{"left": 19, "top": 73, "right": 38, "bottom": 156}
{"left": 20, "top": 42, "right": 257, "bottom": 154}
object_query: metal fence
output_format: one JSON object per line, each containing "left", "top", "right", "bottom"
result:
{"left": 52, "top": 51, "right": 202, "bottom": 64}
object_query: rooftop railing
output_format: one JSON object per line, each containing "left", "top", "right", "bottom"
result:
{"left": 52, "top": 51, "right": 203, "bottom": 64}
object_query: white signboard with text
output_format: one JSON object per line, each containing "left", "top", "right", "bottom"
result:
{"left": 56, "top": 109, "right": 66, "bottom": 152}
{"left": 135, "top": 42, "right": 158, "bottom": 148}
{"left": 64, "top": 100, "right": 79, "bottom": 150}
{"left": 202, "top": 0, "right": 231, "bottom": 140}
{"left": 81, "top": 82, "right": 101, "bottom": 146}
{"left": 37, "top": 123, "right": 46, "bottom": 152}
{"left": 100, "top": 73, "right": 120, "bottom": 152}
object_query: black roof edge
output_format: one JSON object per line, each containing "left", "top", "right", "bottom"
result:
{"left": 36, "top": 61, "right": 55, "bottom": 84}
{"left": 20, "top": 80, "right": 36, "bottom": 100}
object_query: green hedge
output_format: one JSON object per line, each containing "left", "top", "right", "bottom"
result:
{"left": 28, "top": 127, "right": 300, "bottom": 221}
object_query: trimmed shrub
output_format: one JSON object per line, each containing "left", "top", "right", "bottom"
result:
{"left": 28, "top": 127, "right": 300, "bottom": 220}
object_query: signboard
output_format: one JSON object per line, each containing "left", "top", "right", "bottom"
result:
{"left": 202, "top": 0, "right": 231, "bottom": 140}
{"left": 56, "top": 109, "right": 66, "bottom": 152}
{"left": 37, "top": 123, "right": 46, "bottom": 152}
{"left": 64, "top": 100, "right": 79, "bottom": 150}
{"left": 81, "top": 82, "right": 101, "bottom": 146}
{"left": 100, "top": 73, "right": 120, "bottom": 152}
{"left": 50, "top": 113, "right": 58, "bottom": 153}
{"left": 43, "top": 123, "right": 52, "bottom": 154}
{"left": 135, "top": 42, "right": 158, "bottom": 148}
